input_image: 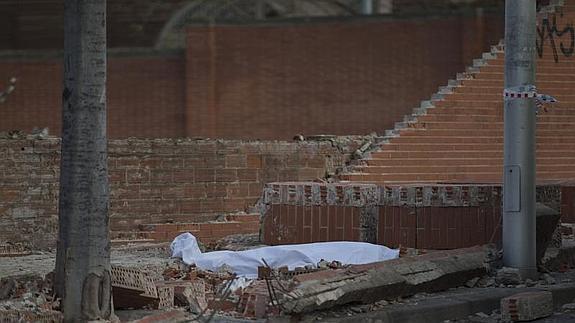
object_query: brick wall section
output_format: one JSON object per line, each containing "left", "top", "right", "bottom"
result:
{"left": 0, "top": 54, "right": 186, "bottom": 138}
{"left": 0, "top": 137, "right": 362, "bottom": 247}
{"left": 185, "top": 14, "right": 503, "bottom": 140}
{"left": 0, "top": 14, "right": 502, "bottom": 140}
{"left": 259, "top": 182, "right": 379, "bottom": 244}
{"left": 259, "top": 182, "right": 563, "bottom": 249}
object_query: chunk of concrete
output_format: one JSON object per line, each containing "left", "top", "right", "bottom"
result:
{"left": 496, "top": 267, "right": 523, "bottom": 286}
{"left": 280, "top": 245, "right": 495, "bottom": 314}
{"left": 501, "top": 291, "right": 553, "bottom": 321}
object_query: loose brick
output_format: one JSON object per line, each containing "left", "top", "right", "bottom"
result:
{"left": 501, "top": 291, "right": 553, "bottom": 322}
{"left": 194, "top": 168, "right": 215, "bottom": 182}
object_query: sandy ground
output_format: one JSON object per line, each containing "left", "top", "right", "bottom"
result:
{"left": 0, "top": 243, "right": 174, "bottom": 279}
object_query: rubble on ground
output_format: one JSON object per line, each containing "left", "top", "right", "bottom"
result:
{"left": 0, "top": 243, "right": 32, "bottom": 257}
{"left": 2, "top": 227, "right": 575, "bottom": 322}
{"left": 0, "top": 274, "right": 62, "bottom": 322}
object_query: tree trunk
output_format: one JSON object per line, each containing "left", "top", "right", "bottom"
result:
{"left": 55, "top": 0, "right": 111, "bottom": 321}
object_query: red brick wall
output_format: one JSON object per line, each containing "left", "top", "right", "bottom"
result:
{"left": 260, "top": 183, "right": 563, "bottom": 249}
{"left": 379, "top": 205, "right": 501, "bottom": 249}
{"left": 1, "top": 14, "right": 502, "bottom": 140}
{"left": 185, "top": 15, "right": 504, "bottom": 140}
{"left": 262, "top": 205, "right": 363, "bottom": 245}
{"left": 0, "top": 54, "right": 186, "bottom": 138}
{"left": 0, "top": 137, "right": 361, "bottom": 247}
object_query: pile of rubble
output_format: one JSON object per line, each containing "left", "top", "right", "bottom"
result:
{"left": 103, "top": 242, "right": 498, "bottom": 320}
{"left": 0, "top": 243, "right": 31, "bottom": 257}
{"left": 2, "top": 229, "right": 575, "bottom": 322}
{"left": 0, "top": 274, "right": 62, "bottom": 322}
{"left": 111, "top": 256, "right": 348, "bottom": 320}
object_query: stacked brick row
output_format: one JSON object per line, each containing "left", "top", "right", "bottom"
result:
{"left": 259, "top": 182, "right": 563, "bottom": 249}
{"left": 0, "top": 137, "right": 361, "bottom": 247}
{"left": 0, "top": 12, "right": 504, "bottom": 141}
{"left": 131, "top": 214, "right": 261, "bottom": 243}
{"left": 341, "top": 2, "right": 575, "bottom": 184}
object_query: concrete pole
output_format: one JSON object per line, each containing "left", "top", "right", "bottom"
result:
{"left": 503, "top": 0, "right": 538, "bottom": 279}
{"left": 361, "top": 0, "right": 373, "bottom": 15}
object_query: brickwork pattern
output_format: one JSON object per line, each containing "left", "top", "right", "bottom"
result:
{"left": 0, "top": 55, "right": 186, "bottom": 138}
{"left": 0, "top": 13, "right": 502, "bottom": 140}
{"left": 260, "top": 182, "right": 563, "bottom": 249}
{"left": 135, "top": 214, "right": 260, "bottom": 243}
{"left": 340, "top": 2, "right": 575, "bottom": 184}
{"left": 185, "top": 15, "right": 503, "bottom": 140}
{"left": 0, "top": 137, "right": 360, "bottom": 247}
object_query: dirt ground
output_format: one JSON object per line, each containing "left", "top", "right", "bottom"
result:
{"left": 0, "top": 243, "right": 174, "bottom": 279}
{"left": 0, "top": 233, "right": 263, "bottom": 279}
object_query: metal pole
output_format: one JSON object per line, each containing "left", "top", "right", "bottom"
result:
{"left": 361, "top": 0, "right": 373, "bottom": 15}
{"left": 503, "top": 0, "right": 537, "bottom": 279}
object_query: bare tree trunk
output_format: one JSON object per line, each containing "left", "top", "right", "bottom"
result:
{"left": 55, "top": 0, "right": 111, "bottom": 321}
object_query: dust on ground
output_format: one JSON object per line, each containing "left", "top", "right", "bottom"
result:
{"left": 0, "top": 243, "right": 173, "bottom": 279}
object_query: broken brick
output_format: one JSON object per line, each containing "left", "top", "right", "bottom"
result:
{"left": 501, "top": 291, "right": 553, "bottom": 322}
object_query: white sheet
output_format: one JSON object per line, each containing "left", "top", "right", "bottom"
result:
{"left": 171, "top": 232, "right": 399, "bottom": 278}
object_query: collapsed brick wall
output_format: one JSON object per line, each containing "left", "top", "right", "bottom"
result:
{"left": 0, "top": 137, "right": 363, "bottom": 248}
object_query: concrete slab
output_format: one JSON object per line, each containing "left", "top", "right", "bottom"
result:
{"left": 303, "top": 283, "right": 575, "bottom": 323}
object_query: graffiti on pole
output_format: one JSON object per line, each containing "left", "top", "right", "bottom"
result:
{"left": 537, "top": 13, "right": 575, "bottom": 63}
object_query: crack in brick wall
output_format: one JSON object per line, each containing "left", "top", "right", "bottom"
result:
{"left": 0, "top": 137, "right": 364, "bottom": 248}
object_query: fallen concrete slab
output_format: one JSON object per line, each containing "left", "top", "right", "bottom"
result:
{"left": 298, "top": 282, "right": 575, "bottom": 323}
{"left": 280, "top": 245, "right": 497, "bottom": 314}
